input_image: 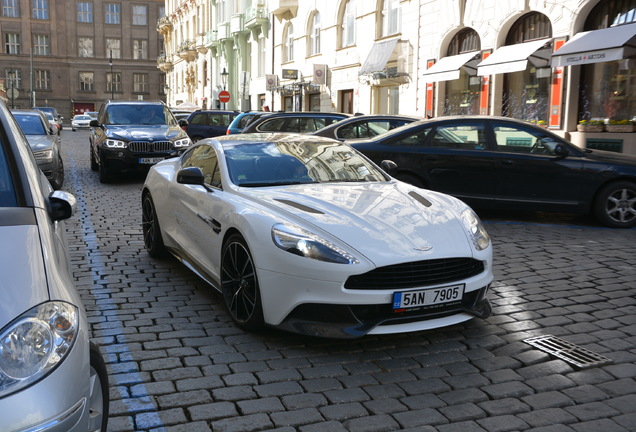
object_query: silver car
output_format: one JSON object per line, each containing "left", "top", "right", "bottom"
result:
{"left": 11, "top": 109, "right": 65, "bottom": 190}
{"left": 72, "top": 114, "right": 93, "bottom": 131}
{"left": 0, "top": 101, "right": 109, "bottom": 431}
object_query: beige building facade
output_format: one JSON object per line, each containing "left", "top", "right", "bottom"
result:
{"left": 0, "top": 0, "right": 165, "bottom": 120}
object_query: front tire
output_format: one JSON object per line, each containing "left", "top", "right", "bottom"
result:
{"left": 594, "top": 181, "right": 636, "bottom": 228}
{"left": 88, "top": 343, "right": 109, "bottom": 432}
{"left": 221, "top": 234, "right": 264, "bottom": 331}
{"left": 98, "top": 158, "right": 109, "bottom": 183}
{"left": 50, "top": 155, "right": 64, "bottom": 190}
{"left": 142, "top": 194, "right": 168, "bottom": 258}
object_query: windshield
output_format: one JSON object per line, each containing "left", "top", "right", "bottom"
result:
{"left": 14, "top": 114, "right": 46, "bottom": 135}
{"left": 104, "top": 104, "right": 176, "bottom": 126}
{"left": 224, "top": 140, "right": 388, "bottom": 187}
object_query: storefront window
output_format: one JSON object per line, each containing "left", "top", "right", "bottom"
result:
{"left": 502, "top": 12, "right": 552, "bottom": 123}
{"left": 444, "top": 28, "right": 480, "bottom": 115}
{"left": 578, "top": 0, "right": 636, "bottom": 122}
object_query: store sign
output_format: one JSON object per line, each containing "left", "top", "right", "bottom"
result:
{"left": 282, "top": 69, "right": 298, "bottom": 80}
{"left": 553, "top": 48, "right": 624, "bottom": 67}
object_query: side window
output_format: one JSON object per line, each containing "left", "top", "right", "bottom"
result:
{"left": 338, "top": 123, "right": 359, "bottom": 139}
{"left": 183, "top": 145, "right": 221, "bottom": 188}
{"left": 190, "top": 114, "right": 207, "bottom": 125}
{"left": 493, "top": 122, "right": 558, "bottom": 155}
{"left": 258, "top": 118, "right": 286, "bottom": 131}
{"left": 429, "top": 123, "right": 486, "bottom": 150}
{"left": 392, "top": 127, "right": 432, "bottom": 147}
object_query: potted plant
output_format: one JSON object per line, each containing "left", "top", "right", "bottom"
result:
{"left": 577, "top": 119, "right": 605, "bottom": 132}
{"left": 605, "top": 119, "right": 635, "bottom": 133}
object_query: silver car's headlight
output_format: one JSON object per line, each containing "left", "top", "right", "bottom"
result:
{"left": 460, "top": 209, "right": 491, "bottom": 251}
{"left": 272, "top": 224, "right": 360, "bottom": 265}
{"left": 32, "top": 149, "right": 53, "bottom": 163}
{"left": 0, "top": 302, "right": 79, "bottom": 398}
{"left": 104, "top": 139, "right": 126, "bottom": 148}
{"left": 173, "top": 137, "right": 192, "bottom": 148}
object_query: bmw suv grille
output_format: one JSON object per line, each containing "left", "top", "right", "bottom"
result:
{"left": 128, "top": 141, "right": 173, "bottom": 152}
{"left": 345, "top": 258, "right": 485, "bottom": 290}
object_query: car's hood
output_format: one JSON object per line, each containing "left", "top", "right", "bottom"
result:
{"left": 0, "top": 225, "right": 49, "bottom": 329}
{"left": 107, "top": 125, "right": 186, "bottom": 141}
{"left": 25, "top": 134, "right": 55, "bottom": 151}
{"left": 582, "top": 148, "right": 636, "bottom": 166}
{"left": 240, "top": 182, "right": 476, "bottom": 262}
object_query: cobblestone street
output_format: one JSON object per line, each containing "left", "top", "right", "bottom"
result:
{"left": 62, "top": 131, "right": 636, "bottom": 432}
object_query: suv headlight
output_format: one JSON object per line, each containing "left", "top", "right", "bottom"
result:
{"left": 0, "top": 302, "right": 79, "bottom": 398}
{"left": 104, "top": 139, "right": 127, "bottom": 148}
{"left": 173, "top": 137, "right": 192, "bottom": 148}
{"left": 32, "top": 149, "right": 54, "bottom": 163}
{"left": 460, "top": 209, "right": 491, "bottom": 251}
{"left": 272, "top": 223, "right": 359, "bottom": 264}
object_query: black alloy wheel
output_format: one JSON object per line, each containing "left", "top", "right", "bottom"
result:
{"left": 594, "top": 181, "right": 636, "bottom": 228}
{"left": 51, "top": 155, "right": 64, "bottom": 190}
{"left": 141, "top": 194, "right": 168, "bottom": 257}
{"left": 221, "top": 234, "right": 264, "bottom": 331}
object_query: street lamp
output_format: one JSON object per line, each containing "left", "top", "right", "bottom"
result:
{"left": 109, "top": 50, "right": 114, "bottom": 100}
{"left": 8, "top": 70, "right": 16, "bottom": 109}
{"left": 220, "top": 67, "right": 229, "bottom": 109}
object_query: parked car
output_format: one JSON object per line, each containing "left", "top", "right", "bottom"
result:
{"left": 183, "top": 110, "right": 239, "bottom": 142}
{"left": 33, "top": 106, "right": 63, "bottom": 130}
{"left": 11, "top": 109, "right": 65, "bottom": 190}
{"left": 141, "top": 133, "right": 493, "bottom": 338}
{"left": 71, "top": 114, "right": 92, "bottom": 131}
{"left": 241, "top": 112, "right": 350, "bottom": 134}
{"left": 226, "top": 111, "right": 264, "bottom": 134}
{"left": 0, "top": 100, "right": 109, "bottom": 431}
{"left": 348, "top": 115, "right": 636, "bottom": 228}
{"left": 312, "top": 114, "right": 419, "bottom": 140}
{"left": 43, "top": 111, "right": 62, "bottom": 134}
{"left": 85, "top": 111, "right": 99, "bottom": 119}
{"left": 89, "top": 100, "right": 192, "bottom": 183}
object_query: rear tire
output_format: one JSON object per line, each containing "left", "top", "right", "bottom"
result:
{"left": 88, "top": 343, "right": 109, "bottom": 432}
{"left": 50, "top": 155, "right": 64, "bottom": 190}
{"left": 142, "top": 194, "right": 168, "bottom": 257}
{"left": 594, "top": 181, "right": 636, "bottom": 228}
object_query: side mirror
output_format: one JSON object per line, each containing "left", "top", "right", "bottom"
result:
{"left": 49, "top": 190, "right": 76, "bottom": 221}
{"left": 381, "top": 160, "right": 398, "bottom": 176}
{"left": 177, "top": 167, "right": 205, "bottom": 186}
{"left": 554, "top": 143, "right": 569, "bottom": 157}
{"left": 89, "top": 119, "right": 99, "bottom": 127}
{"left": 178, "top": 118, "right": 189, "bottom": 127}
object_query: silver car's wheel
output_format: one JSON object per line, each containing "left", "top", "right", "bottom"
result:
{"left": 594, "top": 181, "right": 636, "bottom": 228}
{"left": 142, "top": 194, "right": 168, "bottom": 258}
{"left": 221, "top": 234, "right": 264, "bottom": 331}
{"left": 88, "top": 343, "right": 109, "bottom": 432}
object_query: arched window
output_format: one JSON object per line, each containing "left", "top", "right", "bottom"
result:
{"left": 381, "top": 0, "right": 400, "bottom": 37}
{"left": 284, "top": 22, "right": 294, "bottom": 62}
{"left": 340, "top": 0, "right": 356, "bottom": 48}
{"left": 444, "top": 28, "right": 481, "bottom": 116}
{"left": 309, "top": 11, "right": 321, "bottom": 56}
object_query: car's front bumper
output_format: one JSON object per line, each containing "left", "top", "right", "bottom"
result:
{"left": 100, "top": 146, "right": 179, "bottom": 172}
{"left": 257, "top": 266, "right": 493, "bottom": 338}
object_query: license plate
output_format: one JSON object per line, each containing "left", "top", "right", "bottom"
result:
{"left": 139, "top": 157, "right": 164, "bottom": 164}
{"left": 393, "top": 284, "right": 464, "bottom": 310}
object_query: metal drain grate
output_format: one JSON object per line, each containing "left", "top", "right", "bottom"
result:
{"left": 524, "top": 335, "right": 613, "bottom": 369}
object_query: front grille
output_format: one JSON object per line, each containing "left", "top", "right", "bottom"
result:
{"left": 128, "top": 141, "right": 173, "bottom": 153}
{"left": 345, "top": 258, "right": 484, "bottom": 290}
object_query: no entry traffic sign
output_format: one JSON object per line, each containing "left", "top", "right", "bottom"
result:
{"left": 219, "top": 90, "right": 231, "bottom": 103}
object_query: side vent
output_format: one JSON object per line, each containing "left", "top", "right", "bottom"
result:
{"left": 408, "top": 191, "right": 432, "bottom": 207}
{"left": 274, "top": 199, "right": 324, "bottom": 214}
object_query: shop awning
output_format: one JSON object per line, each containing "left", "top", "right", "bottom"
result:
{"left": 551, "top": 23, "right": 636, "bottom": 67}
{"left": 359, "top": 38, "right": 399, "bottom": 75}
{"left": 422, "top": 51, "right": 481, "bottom": 82}
{"left": 477, "top": 39, "right": 552, "bottom": 76}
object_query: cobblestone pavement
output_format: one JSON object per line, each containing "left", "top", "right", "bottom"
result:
{"left": 61, "top": 131, "right": 636, "bottom": 432}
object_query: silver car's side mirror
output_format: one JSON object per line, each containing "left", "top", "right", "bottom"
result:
{"left": 49, "top": 190, "right": 76, "bottom": 221}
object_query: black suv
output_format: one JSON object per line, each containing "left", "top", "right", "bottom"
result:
{"left": 89, "top": 101, "right": 192, "bottom": 182}
{"left": 183, "top": 110, "right": 238, "bottom": 142}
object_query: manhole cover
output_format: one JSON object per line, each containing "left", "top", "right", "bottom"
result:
{"left": 524, "top": 335, "right": 613, "bottom": 369}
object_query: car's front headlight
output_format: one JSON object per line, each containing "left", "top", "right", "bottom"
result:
{"left": 32, "top": 149, "right": 54, "bottom": 163}
{"left": 272, "top": 223, "right": 359, "bottom": 264}
{"left": 104, "top": 139, "right": 127, "bottom": 148}
{"left": 173, "top": 137, "right": 192, "bottom": 148}
{"left": 460, "top": 209, "right": 491, "bottom": 251}
{"left": 0, "top": 302, "right": 79, "bottom": 398}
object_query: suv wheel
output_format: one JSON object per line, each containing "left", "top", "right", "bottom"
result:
{"left": 98, "top": 159, "right": 110, "bottom": 183}
{"left": 90, "top": 148, "right": 98, "bottom": 171}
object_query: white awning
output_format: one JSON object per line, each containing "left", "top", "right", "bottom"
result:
{"left": 422, "top": 51, "right": 481, "bottom": 82}
{"left": 477, "top": 39, "right": 552, "bottom": 76}
{"left": 551, "top": 23, "right": 636, "bottom": 67}
{"left": 359, "top": 38, "right": 399, "bottom": 75}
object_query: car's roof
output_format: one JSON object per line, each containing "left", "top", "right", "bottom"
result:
{"left": 214, "top": 132, "right": 341, "bottom": 146}
{"left": 255, "top": 111, "right": 350, "bottom": 118}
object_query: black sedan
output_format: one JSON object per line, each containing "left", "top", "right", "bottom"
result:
{"left": 241, "top": 112, "right": 350, "bottom": 134}
{"left": 348, "top": 116, "right": 636, "bottom": 228}
{"left": 312, "top": 114, "right": 419, "bottom": 140}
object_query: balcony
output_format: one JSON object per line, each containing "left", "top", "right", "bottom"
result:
{"left": 270, "top": 0, "right": 298, "bottom": 21}
{"left": 195, "top": 34, "right": 208, "bottom": 54}
{"left": 178, "top": 41, "right": 197, "bottom": 62}
{"left": 156, "top": 54, "right": 173, "bottom": 72}
{"left": 245, "top": 3, "right": 269, "bottom": 38}
{"left": 230, "top": 14, "right": 246, "bottom": 35}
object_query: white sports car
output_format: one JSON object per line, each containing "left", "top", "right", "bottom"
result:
{"left": 142, "top": 133, "right": 494, "bottom": 338}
